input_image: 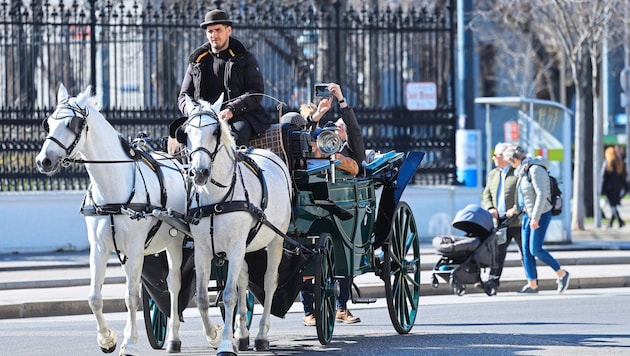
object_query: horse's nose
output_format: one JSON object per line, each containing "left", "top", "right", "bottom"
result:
{"left": 190, "top": 167, "right": 210, "bottom": 185}
{"left": 37, "top": 157, "right": 52, "bottom": 170}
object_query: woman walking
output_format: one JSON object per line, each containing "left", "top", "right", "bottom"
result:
{"left": 601, "top": 146, "right": 627, "bottom": 228}
{"left": 505, "top": 145, "right": 570, "bottom": 294}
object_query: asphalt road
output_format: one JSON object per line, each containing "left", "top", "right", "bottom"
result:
{"left": 1, "top": 287, "right": 628, "bottom": 356}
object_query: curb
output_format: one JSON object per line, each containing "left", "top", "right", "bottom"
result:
{"left": 1, "top": 275, "right": 628, "bottom": 320}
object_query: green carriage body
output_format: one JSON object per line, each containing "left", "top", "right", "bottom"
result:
{"left": 291, "top": 170, "right": 377, "bottom": 277}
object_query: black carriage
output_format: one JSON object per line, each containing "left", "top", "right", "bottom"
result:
{"left": 140, "top": 122, "right": 424, "bottom": 347}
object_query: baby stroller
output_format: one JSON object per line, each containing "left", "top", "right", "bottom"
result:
{"left": 431, "top": 204, "right": 506, "bottom": 296}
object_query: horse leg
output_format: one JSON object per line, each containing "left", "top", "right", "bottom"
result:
{"left": 88, "top": 243, "right": 117, "bottom": 353}
{"left": 194, "top": 244, "right": 222, "bottom": 349}
{"left": 217, "top": 248, "right": 246, "bottom": 355}
{"left": 164, "top": 245, "right": 183, "bottom": 353}
{"left": 118, "top": 251, "right": 143, "bottom": 356}
{"left": 255, "top": 237, "right": 283, "bottom": 352}
{"left": 234, "top": 265, "right": 250, "bottom": 351}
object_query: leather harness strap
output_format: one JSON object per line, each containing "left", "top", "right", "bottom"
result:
{"left": 186, "top": 149, "right": 269, "bottom": 259}
{"left": 80, "top": 139, "right": 172, "bottom": 264}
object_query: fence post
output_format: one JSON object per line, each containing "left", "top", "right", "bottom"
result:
{"left": 89, "top": 0, "right": 97, "bottom": 94}
{"left": 334, "top": 0, "right": 343, "bottom": 84}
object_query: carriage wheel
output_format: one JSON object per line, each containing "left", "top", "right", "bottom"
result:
{"left": 218, "top": 289, "right": 255, "bottom": 330}
{"left": 314, "top": 233, "right": 336, "bottom": 345}
{"left": 142, "top": 284, "right": 167, "bottom": 350}
{"left": 382, "top": 201, "right": 420, "bottom": 334}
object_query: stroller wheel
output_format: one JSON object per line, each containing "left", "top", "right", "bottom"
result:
{"left": 431, "top": 276, "right": 439, "bottom": 288}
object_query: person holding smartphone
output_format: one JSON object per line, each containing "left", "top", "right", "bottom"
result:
{"left": 298, "top": 83, "right": 366, "bottom": 325}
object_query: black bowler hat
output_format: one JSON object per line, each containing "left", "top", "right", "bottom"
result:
{"left": 199, "top": 9, "right": 233, "bottom": 28}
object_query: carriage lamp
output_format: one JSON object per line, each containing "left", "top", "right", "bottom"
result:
{"left": 316, "top": 127, "right": 343, "bottom": 156}
{"left": 315, "top": 127, "right": 343, "bottom": 183}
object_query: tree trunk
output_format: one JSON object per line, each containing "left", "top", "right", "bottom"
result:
{"left": 592, "top": 53, "right": 603, "bottom": 227}
{"left": 570, "top": 58, "right": 585, "bottom": 231}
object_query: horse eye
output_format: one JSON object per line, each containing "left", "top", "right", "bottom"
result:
{"left": 42, "top": 118, "right": 49, "bottom": 132}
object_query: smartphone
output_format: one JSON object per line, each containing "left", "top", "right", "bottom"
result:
{"left": 314, "top": 84, "right": 330, "bottom": 98}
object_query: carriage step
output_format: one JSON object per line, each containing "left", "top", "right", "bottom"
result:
{"left": 352, "top": 297, "right": 377, "bottom": 304}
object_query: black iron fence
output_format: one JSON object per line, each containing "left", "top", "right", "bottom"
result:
{"left": 0, "top": 0, "right": 457, "bottom": 191}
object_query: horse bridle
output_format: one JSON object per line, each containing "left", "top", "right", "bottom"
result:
{"left": 42, "top": 100, "right": 88, "bottom": 160}
{"left": 183, "top": 110, "right": 224, "bottom": 167}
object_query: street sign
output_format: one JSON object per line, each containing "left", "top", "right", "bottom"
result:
{"left": 406, "top": 82, "right": 437, "bottom": 111}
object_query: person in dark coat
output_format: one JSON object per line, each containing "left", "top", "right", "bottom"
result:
{"left": 177, "top": 9, "right": 273, "bottom": 146}
{"left": 601, "top": 146, "right": 627, "bottom": 228}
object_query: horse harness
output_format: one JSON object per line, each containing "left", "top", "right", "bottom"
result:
{"left": 186, "top": 147, "right": 284, "bottom": 263}
{"left": 80, "top": 137, "right": 176, "bottom": 264}
{"left": 42, "top": 99, "right": 88, "bottom": 161}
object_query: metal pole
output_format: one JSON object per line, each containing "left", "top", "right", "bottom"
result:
{"left": 625, "top": 3, "right": 630, "bottom": 173}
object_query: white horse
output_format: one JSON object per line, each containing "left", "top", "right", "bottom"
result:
{"left": 36, "top": 84, "right": 188, "bottom": 355}
{"left": 178, "top": 96, "right": 292, "bottom": 355}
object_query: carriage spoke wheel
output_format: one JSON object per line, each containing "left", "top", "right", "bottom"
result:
{"left": 382, "top": 201, "right": 420, "bottom": 334}
{"left": 314, "top": 233, "right": 336, "bottom": 345}
{"left": 142, "top": 284, "right": 167, "bottom": 350}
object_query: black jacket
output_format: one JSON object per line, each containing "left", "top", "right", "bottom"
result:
{"left": 178, "top": 37, "right": 273, "bottom": 135}
{"left": 340, "top": 106, "right": 366, "bottom": 168}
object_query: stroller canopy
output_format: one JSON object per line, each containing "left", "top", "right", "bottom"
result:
{"left": 452, "top": 204, "right": 494, "bottom": 239}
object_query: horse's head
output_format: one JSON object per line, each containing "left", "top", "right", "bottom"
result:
{"left": 178, "top": 94, "right": 234, "bottom": 186}
{"left": 36, "top": 84, "right": 92, "bottom": 175}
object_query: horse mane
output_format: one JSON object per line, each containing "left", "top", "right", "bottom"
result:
{"left": 218, "top": 117, "right": 235, "bottom": 149}
{"left": 86, "top": 96, "right": 102, "bottom": 111}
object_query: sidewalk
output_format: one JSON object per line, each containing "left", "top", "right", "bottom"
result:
{"left": 1, "top": 222, "right": 630, "bottom": 320}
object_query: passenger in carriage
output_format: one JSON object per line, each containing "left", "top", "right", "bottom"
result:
{"left": 297, "top": 83, "right": 365, "bottom": 326}
{"left": 175, "top": 9, "right": 273, "bottom": 147}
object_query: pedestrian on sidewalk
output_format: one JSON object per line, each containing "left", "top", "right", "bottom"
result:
{"left": 480, "top": 142, "right": 522, "bottom": 295}
{"left": 504, "top": 145, "right": 570, "bottom": 294}
{"left": 601, "top": 146, "right": 627, "bottom": 228}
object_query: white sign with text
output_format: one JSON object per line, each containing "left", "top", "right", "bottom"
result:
{"left": 406, "top": 82, "right": 437, "bottom": 111}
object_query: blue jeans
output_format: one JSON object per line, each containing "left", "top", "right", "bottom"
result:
{"left": 300, "top": 277, "right": 351, "bottom": 316}
{"left": 521, "top": 210, "right": 561, "bottom": 281}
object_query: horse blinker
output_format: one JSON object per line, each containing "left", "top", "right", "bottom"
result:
{"left": 176, "top": 126, "right": 187, "bottom": 144}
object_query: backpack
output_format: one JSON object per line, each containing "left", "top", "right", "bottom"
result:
{"left": 527, "top": 165, "right": 563, "bottom": 216}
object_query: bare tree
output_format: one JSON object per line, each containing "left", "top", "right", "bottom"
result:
{"left": 472, "top": 0, "right": 625, "bottom": 231}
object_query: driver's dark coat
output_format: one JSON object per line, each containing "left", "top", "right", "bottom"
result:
{"left": 177, "top": 37, "right": 273, "bottom": 135}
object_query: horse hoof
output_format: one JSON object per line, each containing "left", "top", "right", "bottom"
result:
{"left": 166, "top": 340, "right": 182, "bottom": 353}
{"left": 100, "top": 345, "right": 116, "bottom": 354}
{"left": 217, "top": 352, "right": 237, "bottom": 356}
{"left": 207, "top": 325, "right": 223, "bottom": 349}
{"left": 238, "top": 337, "right": 249, "bottom": 351}
{"left": 98, "top": 329, "right": 117, "bottom": 353}
{"left": 255, "top": 339, "right": 270, "bottom": 351}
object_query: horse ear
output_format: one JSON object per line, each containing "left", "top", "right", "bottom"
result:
{"left": 77, "top": 86, "right": 92, "bottom": 107}
{"left": 185, "top": 95, "right": 195, "bottom": 115}
{"left": 57, "top": 83, "right": 68, "bottom": 103}
{"left": 211, "top": 93, "right": 223, "bottom": 116}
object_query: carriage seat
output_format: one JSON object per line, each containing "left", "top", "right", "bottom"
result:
{"left": 248, "top": 123, "right": 287, "bottom": 163}
{"left": 248, "top": 122, "right": 312, "bottom": 172}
